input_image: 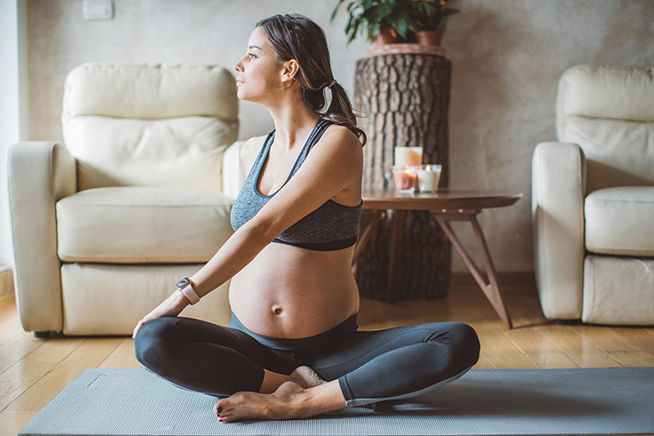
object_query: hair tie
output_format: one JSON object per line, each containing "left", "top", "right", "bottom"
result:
{"left": 327, "top": 79, "right": 337, "bottom": 90}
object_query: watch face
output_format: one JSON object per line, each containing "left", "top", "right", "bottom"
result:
{"left": 176, "top": 278, "right": 190, "bottom": 288}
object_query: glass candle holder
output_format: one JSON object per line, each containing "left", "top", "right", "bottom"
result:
{"left": 392, "top": 165, "right": 417, "bottom": 192}
{"left": 416, "top": 164, "right": 442, "bottom": 193}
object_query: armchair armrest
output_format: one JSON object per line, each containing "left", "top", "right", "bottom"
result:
{"left": 221, "top": 140, "right": 247, "bottom": 200}
{"left": 531, "top": 141, "right": 586, "bottom": 319}
{"left": 7, "top": 142, "right": 77, "bottom": 333}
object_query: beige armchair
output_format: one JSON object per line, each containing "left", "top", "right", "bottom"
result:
{"left": 532, "top": 64, "right": 654, "bottom": 325}
{"left": 8, "top": 63, "right": 246, "bottom": 336}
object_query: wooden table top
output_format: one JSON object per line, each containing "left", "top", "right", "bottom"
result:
{"left": 362, "top": 189, "right": 523, "bottom": 211}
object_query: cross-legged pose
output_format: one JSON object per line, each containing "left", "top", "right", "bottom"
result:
{"left": 132, "top": 13, "right": 480, "bottom": 423}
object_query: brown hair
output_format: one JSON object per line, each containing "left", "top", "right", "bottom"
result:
{"left": 255, "top": 14, "right": 367, "bottom": 146}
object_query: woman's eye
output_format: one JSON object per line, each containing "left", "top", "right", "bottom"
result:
{"left": 247, "top": 53, "right": 256, "bottom": 60}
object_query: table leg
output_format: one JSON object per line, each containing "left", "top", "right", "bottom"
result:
{"left": 387, "top": 210, "right": 406, "bottom": 303}
{"left": 434, "top": 210, "right": 513, "bottom": 329}
{"left": 352, "top": 210, "right": 384, "bottom": 272}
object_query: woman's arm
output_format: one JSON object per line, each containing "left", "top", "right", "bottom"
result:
{"left": 189, "top": 217, "right": 274, "bottom": 297}
{"left": 189, "top": 125, "right": 362, "bottom": 298}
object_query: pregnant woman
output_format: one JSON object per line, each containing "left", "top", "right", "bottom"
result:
{"left": 132, "top": 13, "right": 480, "bottom": 423}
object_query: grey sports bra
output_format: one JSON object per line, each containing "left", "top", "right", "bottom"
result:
{"left": 230, "top": 119, "right": 362, "bottom": 251}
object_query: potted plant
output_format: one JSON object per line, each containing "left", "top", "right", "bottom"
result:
{"left": 330, "top": 0, "right": 415, "bottom": 46}
{"left": 410, "top": 0, "right": 459, "bottom": 46}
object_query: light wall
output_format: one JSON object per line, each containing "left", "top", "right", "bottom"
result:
{"left": 11, "top": 0, "right": 654, "bottom": 275}
{"left": 0, "top": 0, "right": 28, "bottom": 277}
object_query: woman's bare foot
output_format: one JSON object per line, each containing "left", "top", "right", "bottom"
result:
{"left": 214, "top": 380, "right": 308, "bottom": 422}
{"left": 214, "top": 378, "right": 351, "bottom": 422}
{"left": 290, "top": 365, "right": 326, "bottom": 388}
{"left": 289, "top": 366, "right": 377, "bottom": 411}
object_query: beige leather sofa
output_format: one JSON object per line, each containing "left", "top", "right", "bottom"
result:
{"left": 532, "top": 64, "right": 654, "bottom": 325}
{"left": 8, "top": 63, "right": 246, "bottom": 337}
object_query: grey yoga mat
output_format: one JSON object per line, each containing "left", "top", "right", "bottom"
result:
{"left": 19, "top": 367, "right": 654, "bottom": 435}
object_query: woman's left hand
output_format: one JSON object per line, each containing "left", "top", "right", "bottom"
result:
{"left": 132, "top": 291, "right": 189, "bottom": 339}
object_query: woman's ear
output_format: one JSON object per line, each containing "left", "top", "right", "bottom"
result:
{"left": 281, "top": 59, "right": 300, "bottom": 87}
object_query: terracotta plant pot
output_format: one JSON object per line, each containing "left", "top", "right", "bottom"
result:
{"left": 375, "top": 28, "right": 399, "bottom": 46}
{"left": 416, "top": 30, "right": 443, "bottom": 47}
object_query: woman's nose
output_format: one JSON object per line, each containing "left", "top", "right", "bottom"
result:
{"left": 234, "top": 61, "right": 243, "bottom": 73}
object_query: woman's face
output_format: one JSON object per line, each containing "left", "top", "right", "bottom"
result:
{"left": 234, "top": 27, "right": 288, "bottom": 102}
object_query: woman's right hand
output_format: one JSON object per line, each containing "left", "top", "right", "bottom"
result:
{"left": 132, "top": 291, "right": 190, "bottom": 339}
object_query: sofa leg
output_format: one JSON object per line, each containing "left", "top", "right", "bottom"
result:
{"left": 34, "top": 331, "right": 53, "bottom": 338}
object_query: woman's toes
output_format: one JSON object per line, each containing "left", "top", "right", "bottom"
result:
{"left": 218, "top": 413, "right": 233, "bottom": 423}
{"left": 213, "top": 400, "right": 225, "bottom": 416}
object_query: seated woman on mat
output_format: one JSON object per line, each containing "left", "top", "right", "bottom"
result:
{"left": 132, "top": 13, "right": 480, "bottom": 423}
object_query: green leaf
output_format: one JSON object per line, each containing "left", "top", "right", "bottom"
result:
{"left": 330, "top": 0, "right": 347, "bottom": 23}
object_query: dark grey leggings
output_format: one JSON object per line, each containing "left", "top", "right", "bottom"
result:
{"left": 134, "top": 312, "right": 480, "bottom": 408}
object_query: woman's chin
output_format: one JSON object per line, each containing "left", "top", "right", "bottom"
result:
{"left": 237, "top": 92, "right": 264, "bottom": 104}
{"left": 236, "top": 89, "right": 248, "bottom": 101}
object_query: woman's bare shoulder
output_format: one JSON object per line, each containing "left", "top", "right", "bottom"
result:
{"left": 322, "top": 123, "right": 363, "bottom": 151}
{"left": 311, "top": 123, "right": 363, "bottom": 203}
{"left": 325, "top": 122, "right": 359, "bottom": 138}
{"left": 319, "top": 123, "right": 363, "bottom": 163}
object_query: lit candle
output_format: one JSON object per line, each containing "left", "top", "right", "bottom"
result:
{"left": 392, "top": 165, "right": 417, "bottom": 191}
{"left": 416, "top": 164, "right": 442, "bottom": 193}
{"left": 394, "top": 146, "right": 423, "bottom": 167}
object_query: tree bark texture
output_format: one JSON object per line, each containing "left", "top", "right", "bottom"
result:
{"left": 354, "top": 54, "right": 452, "bottom": 300}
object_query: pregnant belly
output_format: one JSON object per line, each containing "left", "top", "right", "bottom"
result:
{"left": 228, "top": 242, "right": 360, "bottom": 338}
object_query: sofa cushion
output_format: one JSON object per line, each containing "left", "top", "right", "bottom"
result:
{"left": 557, "top": 65, "right": 654, "bottom": 193}
{"left": 582, "top": 255, "right": 654, "bottom": 325}
{"left": 60, "top": 263, "right": 231, "bottom": 335}
{"left": 62, "top": 63, "right": 238, "bottom": 192}
{"left": 585, "top": 186, "right": 654, "bottom": 257}
{"left": 56, "top": 187, "right": 233, "bottom": 263}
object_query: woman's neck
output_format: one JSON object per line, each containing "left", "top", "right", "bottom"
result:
{"left": 265, "top": 93, "right": 320, "bottom": 151}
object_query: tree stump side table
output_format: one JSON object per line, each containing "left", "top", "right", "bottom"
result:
{"left": 354, "top": 53, "right": 452, "bottom": 300}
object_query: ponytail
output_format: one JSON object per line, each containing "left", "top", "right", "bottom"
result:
{"left": 322, "top": 82, "right": 367, "bottom": 146}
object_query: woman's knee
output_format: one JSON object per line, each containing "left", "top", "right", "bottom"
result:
{"left": 446, "top": 322, "right": 481, "bottom": 368}
{"left": 134, "top": 317, "right": 179, "bottom": 369}
{"left": 424, "top": 322, "right": 480, "bottom": 369}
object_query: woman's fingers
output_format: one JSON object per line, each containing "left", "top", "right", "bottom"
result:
{"left": 132, "top": 313, "right": 159, "bottom": 339}
{"left": 132, "top": 320, "right": 145, "bottom": 339}
{"left": 132, "top": 292, "right": 187, "bottom": 340}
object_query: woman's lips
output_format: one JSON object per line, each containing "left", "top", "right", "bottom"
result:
{"left": 236, "top": 79, "right": 245, "bottom": 86}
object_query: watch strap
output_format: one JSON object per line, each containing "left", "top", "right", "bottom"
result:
{"left": 176, "top": 277, "right": 201, "bottom": 305}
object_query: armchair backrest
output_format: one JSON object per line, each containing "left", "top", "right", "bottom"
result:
{"left": 62, "top": 63, "right": 238, "bottom": 192}
{"left": 556, "top": 64, "right": 654, "bottom": 193}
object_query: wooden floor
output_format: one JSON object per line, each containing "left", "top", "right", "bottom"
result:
{"left": 1, "top": 279, "right": 653, "bottom": 435}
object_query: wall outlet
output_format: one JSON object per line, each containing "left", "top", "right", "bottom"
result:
{"left": 83, "top": 0, "right": 114, "bottom": 21}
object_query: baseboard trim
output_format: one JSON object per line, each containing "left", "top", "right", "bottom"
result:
{"left": 450, "top": 271, "right": 535, "bottom": 288}
{"left": 0, "top": 266, "right": 15, "bottom": 298}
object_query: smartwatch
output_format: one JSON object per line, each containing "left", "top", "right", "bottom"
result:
{"left": 176, "top": 277, "right": 201, "bottom": 305}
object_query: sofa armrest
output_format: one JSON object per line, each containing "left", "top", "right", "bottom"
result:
{"left": 221, "top": 140, "right": 247, "bottom": 200}
{"left": 7, "top": 142, "right": 77, "bottom": 333}
{"left": 531, "top": 141, "right": 586, "bottom": 319}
